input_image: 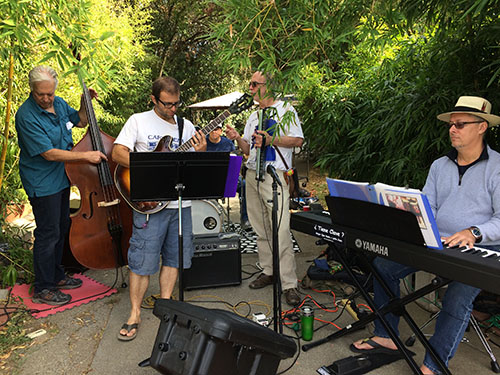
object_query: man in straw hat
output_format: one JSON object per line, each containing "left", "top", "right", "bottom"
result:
{"left": 350, "top": 96, "right": 500, "bottom": 374}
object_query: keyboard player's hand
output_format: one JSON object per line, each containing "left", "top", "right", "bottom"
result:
{"left": 442, "top": 229, "right": 476, "bottom": 249}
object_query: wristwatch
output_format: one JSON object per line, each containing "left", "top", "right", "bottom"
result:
{"left": 469, "top": 226, "right": 483, "bottom": 243}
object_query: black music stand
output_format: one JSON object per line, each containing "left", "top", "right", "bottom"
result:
{"left": 129, "top": 151, "right": 231, "bottom": 301}
{"left": 303, "top": 196, "right": 453, "bottom": 375}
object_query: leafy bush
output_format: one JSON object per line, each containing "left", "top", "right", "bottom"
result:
{"left": 0, "top": 224, "right": 34, "bottom": 288}
{"left": 298, "top": 31, "right": 500, "bottom": 188}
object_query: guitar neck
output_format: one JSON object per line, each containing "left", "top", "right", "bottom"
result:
{"left": 176, "top": 110, "right": 231, "bottom": 152}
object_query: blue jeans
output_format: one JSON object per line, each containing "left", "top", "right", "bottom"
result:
{"left": 29, "top": 188, "right": 70, "bottom": 293}
{"left": 372, "top": 255, "right": 487, "bottom": 374}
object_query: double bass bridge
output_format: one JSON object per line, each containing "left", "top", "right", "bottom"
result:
{"left": 98, "top": 199, "right": 121, "bottom": 207}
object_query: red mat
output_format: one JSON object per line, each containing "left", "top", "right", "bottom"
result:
{"left": 10, "top": 274, "right": 117, "bottom": 319}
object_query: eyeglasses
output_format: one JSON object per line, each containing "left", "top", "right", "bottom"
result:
{"left": 249, "top": 81, "right": 266, "bottom": 88}
{"left": 157, "top": 98, "right": 182, "bottom": 109}
{"left": 445, "top": 120, "right": 484, "bottom": 129}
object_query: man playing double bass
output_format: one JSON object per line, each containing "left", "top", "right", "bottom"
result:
{"left": 15, "top": 65, "right": 106, "bottom": 306}
{"left": 112, "top": 76, "right": 206, "bottom": 341}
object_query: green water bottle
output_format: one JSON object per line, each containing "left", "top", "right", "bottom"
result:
{"left": 301, "top": 305, "right": 314, "bottom": 341}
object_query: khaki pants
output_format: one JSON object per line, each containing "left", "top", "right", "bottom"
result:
{"left": 245, "top": 169, "right": 298, "bottom": 290}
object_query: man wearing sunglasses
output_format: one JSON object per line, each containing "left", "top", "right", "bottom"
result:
{"left": 226, "top": 71, "right": 304, "bottom": 306}
{"left": 112, "top": 76, "right": 206, "bottom": 341}
{"left": 351, "top": 96, "right": 500, "bottom": 374}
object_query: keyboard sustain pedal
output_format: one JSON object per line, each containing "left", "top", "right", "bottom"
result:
{"left": 317, "top": 350, "right": 410, "bottom": 375}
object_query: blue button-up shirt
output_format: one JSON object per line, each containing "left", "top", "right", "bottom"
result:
{"left": 15, "top": 94, "right": 80, "bottom": 197}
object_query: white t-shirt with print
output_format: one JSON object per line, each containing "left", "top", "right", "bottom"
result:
{"left": 114, "top": 109, "right": 196, "bottom": 208}
{"left": 243, "top": 100, "right": 303, "bottom": 172}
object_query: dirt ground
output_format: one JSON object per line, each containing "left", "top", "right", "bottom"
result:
{"left": 303, "top": 166, "right": 329, "bottom": 205}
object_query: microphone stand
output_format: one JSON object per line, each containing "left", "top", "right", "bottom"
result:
{"left": 269, "top": 171, "right": 283, "bottom": 333}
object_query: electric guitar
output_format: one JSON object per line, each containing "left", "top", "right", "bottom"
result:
{"left": 114, "top": 93, "right": 254, "bottom": 214}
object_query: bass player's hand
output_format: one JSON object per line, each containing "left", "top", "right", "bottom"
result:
{"left": 85, "top": 151, "right": 108, "bottom": 164}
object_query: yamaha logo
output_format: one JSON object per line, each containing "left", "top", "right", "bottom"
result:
{"left": 356, "top": 239, "right": 389, "bottom": 256}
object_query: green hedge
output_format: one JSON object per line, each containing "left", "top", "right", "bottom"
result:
{"left": 298, "top": 34, "right": 500, "bottom": 188}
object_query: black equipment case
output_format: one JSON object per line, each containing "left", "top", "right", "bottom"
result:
{"left": 149, "top": 299, "right": 297, "bottom": 375}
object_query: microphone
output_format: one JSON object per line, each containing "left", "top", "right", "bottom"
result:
{"left": 266, "top": 164, "right": 282, "bottom": 186}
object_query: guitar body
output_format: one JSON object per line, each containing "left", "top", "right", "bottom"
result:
{"left": 114, "top": 135, "right": 175, "bottom": 214}
{"left": 114, "top": 164, "right": 169, "bottom": 215}
{"left": 155, "top": 134, "right": 175, "bottom": 152}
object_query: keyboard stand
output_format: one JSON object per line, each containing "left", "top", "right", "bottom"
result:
{"left": 303, "top": 241, "right": 452, "bottom": 375}
{"left": 302, "top": 196, "right": 455, "bottom": 375}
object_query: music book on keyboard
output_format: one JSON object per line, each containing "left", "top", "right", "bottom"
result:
{"left": 326, "top": 178, "right": 442, "bottom": 249}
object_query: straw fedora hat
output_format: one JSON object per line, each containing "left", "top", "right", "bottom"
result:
{"left": 437, "top": 96, "right": 500, "bottom": 127}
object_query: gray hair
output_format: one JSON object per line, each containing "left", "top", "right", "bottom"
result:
{"left": 28, "top": 66, "right": 58, "bottom": 91}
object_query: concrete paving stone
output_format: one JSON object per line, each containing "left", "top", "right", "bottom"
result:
{"left": 7, "top": 193, "right": 500, "bottom": 374}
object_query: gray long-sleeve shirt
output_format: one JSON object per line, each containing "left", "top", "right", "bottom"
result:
{"left": 423, "top": 145, "right": 500, "bottom": 246}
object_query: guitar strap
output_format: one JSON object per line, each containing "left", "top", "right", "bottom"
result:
{"left": 177, "top": 116, "right": 184, "bottom": 144}
{"left": 274, "top": 146, "right": 290, "bottom": 170}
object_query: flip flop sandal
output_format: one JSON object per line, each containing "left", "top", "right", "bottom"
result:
{"left": 349, "top": 337, "right": 400, "bottom": 355}
{"left": 117, "top": 323, "right": 138, "bottom": 341}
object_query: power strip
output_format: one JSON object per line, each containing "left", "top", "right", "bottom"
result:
{"left": 252, "top": 312, "right": 270, "bottom": 326}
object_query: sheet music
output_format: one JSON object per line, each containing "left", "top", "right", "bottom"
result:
{"left": 326, "top": 178, "right": 377, "bottom": 202}
{"left": 326, "top": 178, "right": 443, "bottom": 249}
{"left": 373, "top": 183, "right": 442, "bottom": 249}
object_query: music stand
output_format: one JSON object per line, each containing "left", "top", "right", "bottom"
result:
{"left": 129, "top": 152, "right": 240, "bottom": 301}
{"left": 302, "top": 196, "right": 452, "bottom": 375}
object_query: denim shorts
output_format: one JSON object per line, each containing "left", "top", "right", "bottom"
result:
{"left": 127, "top": 207, "right": 194, "bottom": 275}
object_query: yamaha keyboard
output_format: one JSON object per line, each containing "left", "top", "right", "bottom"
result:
{"left": 291, "top": 210, "right": 500, "bottom": 295}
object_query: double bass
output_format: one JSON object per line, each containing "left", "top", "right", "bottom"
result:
{"left": 65, "top": 81, "right": 132, "bottom": 270}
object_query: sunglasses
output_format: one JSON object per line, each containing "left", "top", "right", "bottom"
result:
{"left": 157, "top": 98, "right": 182, "bottom": 109}
{"left": 445, "top": 120, "right": 484, "bottom": 129}
{"left": 249, "top": 81, "right": 266, "bottom": 88}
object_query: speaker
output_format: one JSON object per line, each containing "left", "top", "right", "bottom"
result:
{"left": 149, "top": 299, "right": 297, "bottom": 375}
{"left": 183, "top": 233, "right": 241, "bottom": 290}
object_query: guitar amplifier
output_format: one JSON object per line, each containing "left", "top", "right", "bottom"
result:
{"left": 183, "top": 233, "right": 241, "bottom": 290}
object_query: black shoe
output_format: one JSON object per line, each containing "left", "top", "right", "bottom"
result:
{"left": 33, "top": 289, "right": 71, "bottom": 306}
{"left": 249, "top": 273, "right": 273, "bottom": 289}
{"left": 241, "top": 220, "right": 252, "bottom": 231}
{"left": 57, "top": 276, "right": 83, "bottom": 289}
{"left": 283, "top": 288, "right": 300, "bottom": 306}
